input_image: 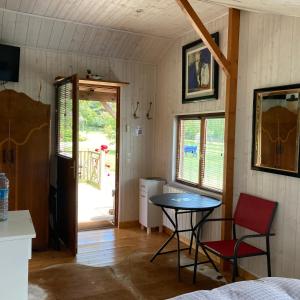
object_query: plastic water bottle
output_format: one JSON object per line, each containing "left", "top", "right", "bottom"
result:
{"left": 0, "top": 173, "right": 9, "bottom": 221}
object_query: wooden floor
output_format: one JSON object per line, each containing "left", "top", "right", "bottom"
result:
{"left": 29, "top": 227, "right": 180, "bottom": 273}
{"left": 29, "top": 227, "right": 227, "bottom": 299}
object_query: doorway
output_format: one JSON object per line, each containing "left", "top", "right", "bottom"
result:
{"left": 77, "top": 84, "right": 120, "bottom": 231}
{"left": 55, "top": 76, "right": 125, "bottom": 255}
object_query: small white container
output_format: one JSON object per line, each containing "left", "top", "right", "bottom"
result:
{"left": 139, "top": 177, "right": 166, "bottom": 234}
{"left": 0, "top": 173, "right": 9, "bottom": 221}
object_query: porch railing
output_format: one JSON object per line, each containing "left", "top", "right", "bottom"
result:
{"left": 78, "top": 150, "right": 103, "bottom": 189}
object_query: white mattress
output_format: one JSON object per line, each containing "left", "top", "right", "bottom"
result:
{"left": 169, "top": 277, "right": 300, "bottom": 300}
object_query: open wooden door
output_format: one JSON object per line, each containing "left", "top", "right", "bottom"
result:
{"left": 55, "top": 75, "right": 78, "bottom": 255}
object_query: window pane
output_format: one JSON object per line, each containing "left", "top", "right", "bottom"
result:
{"left": 177, "top": 119, "right": 201, "bottom": 184}
{"left": 57, "top": 82, "right": 73, "bottom": 158}
{"left": 203, "top": 118, "right": 225, "bottom": 191}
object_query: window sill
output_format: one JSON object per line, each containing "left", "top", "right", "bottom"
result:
{"left": 168, "top": 181, "right": 223, "bottom": 201}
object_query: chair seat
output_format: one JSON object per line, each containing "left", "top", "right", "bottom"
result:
{"left": 202, "top": 240, "right": 265, "bottom": 259}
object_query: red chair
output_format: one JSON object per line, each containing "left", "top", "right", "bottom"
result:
{"left": 193, "top": 193, "right": 278, "bottom": 283}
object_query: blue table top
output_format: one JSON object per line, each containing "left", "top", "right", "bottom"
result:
{"left": 150, "top": 193, "right": 222, "bottom": 211}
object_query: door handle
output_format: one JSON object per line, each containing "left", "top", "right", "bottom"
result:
{"left": 2, "top": 149, "right": 15, "bottom": 164}
{"left": 2, "top": 149, "right": 11, "bottom": 164}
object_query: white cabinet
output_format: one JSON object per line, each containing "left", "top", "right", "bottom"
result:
{"left": 139, "top": 178, "right": 165, "bottom": 234}
{"left": 0, "top": 210, "right": 36, "bottom": 300}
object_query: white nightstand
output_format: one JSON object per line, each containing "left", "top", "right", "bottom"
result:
{"left": 0, "top": 210, "right": 36, "bottom": 300}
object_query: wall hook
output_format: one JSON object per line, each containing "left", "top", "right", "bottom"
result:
{"left": 146, "top": 102, "right": 153, "bottom": 120}
{"left": 133, "top": 101, "right": 140, "bottom": 119}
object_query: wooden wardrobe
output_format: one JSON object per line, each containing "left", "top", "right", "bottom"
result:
{"left": 0, "top": 89, "right": 50, "bottom": 250}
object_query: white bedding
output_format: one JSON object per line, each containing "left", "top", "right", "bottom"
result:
{"left": 170, "top": 277, "right": 300, "bottom": 300}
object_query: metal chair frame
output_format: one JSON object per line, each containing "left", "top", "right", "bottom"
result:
{"left": 193, "top": 199, "right": 278, "bottom": 283}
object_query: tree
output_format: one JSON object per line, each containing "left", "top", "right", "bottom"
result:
{"left": 79, "top": 100, "right": 116, "bottom": 141}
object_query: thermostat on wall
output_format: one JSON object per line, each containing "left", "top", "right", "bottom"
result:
{"left": 134, "top": 126, "right": 143, "bottom": 136}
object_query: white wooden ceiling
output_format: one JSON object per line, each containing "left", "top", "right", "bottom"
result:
{"left": 200, "top": 0, "right": 300, "bottom": 18}
{"left": 1, "top": 0, "right": 299, "bottom": 63}
{"left": 0, "top": 0, "right": 226, "bottom": 38}
{"left": 0, "top": 0, "right": 227, "bottom": 63}
{"left": 0, "top": 8, "right": 174, "bottom": 63}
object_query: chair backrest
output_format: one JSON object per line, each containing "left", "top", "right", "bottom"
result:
{"left": 234, "top": 193, "right": 278, "bottom": 234}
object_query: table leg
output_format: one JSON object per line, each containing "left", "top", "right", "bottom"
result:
{"left": 150, "top": 231, "right": 176, "bottom": 262}
{"left": 189, "top": 211, "right": 195, "bottom": 254}
{"left": 193, "top": 209, "right": 214, "bottom": 283}
{"left": 150, "top": 207, "right": 177, "bottom": 262}
{"left": 193, "top": 226, "right": 200, "bottom": 283}
{"left": 150, "top": 207, "right": 215, "bottom": 282}
{"left": 175, "top": 209, "right": 181, "bottom": 280}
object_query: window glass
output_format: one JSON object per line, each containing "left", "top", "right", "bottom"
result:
{"left": 202, "top": 118, "right": 225, "bottom": 191}
{"left": 176, "top": 115, "right": 225, "bottom": 192}
{"left": 177, "top": 119, "right": 201, "bottom": 184}
{"left": 57, "top": 82, "right": 73, "bottom": 158}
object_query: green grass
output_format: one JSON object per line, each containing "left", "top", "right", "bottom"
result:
{"left": 180, "top": 142, "right": 224, "bottom": 190}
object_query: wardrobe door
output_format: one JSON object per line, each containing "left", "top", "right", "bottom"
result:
{"left": 8, "top": 90, "right": 50, "bottom": 250}
{"left": 0, "top": 92, "right": 17, "bottom": 211}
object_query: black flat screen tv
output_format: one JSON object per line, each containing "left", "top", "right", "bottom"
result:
{"left": 0, "top": 44, "right": 20, "bottom": 82}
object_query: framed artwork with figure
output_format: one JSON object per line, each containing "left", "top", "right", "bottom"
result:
{"left": 182, "top": 32, "right": 219, "bottom": 103}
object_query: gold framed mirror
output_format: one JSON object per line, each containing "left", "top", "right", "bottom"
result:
{"left": 252, "top": 84, "right": 300, "bottom": 177}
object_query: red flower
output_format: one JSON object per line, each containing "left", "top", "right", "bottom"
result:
{"left": 101, "top": 145, "right": 108, "bottom": 151}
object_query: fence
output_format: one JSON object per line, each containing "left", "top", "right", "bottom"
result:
{"left": 78, "top": 150, "right": 103, "bottom": 189}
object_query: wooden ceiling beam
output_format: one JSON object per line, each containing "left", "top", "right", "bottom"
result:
{"left": 176, "top": 0, "right": 241, "bottom": 271}
{"left": 176, "top": 0, "right": 231, "bottom": 77}
{"left": 222, "top": 8, "right": 240, "bottom": 246}
{"left": 78, "top": 90, "right": 116, "bottom": 102}
{"left": 79, "top": 85, "right": 117, "bottom": 94}
{"left": 101, "top": 102, "right": 116, "bottom": 118}
{"left": 78, "top": 79, "right": 129, "bottom": 87}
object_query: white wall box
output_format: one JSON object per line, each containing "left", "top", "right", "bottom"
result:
{"left": 139, "top": 178, "right": 165, "bottom": 234}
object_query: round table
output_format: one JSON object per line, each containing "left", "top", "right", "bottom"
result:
{"left": 150, "top": 193, "right": 222, "bottom": 280}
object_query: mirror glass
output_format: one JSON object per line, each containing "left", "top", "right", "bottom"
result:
{"left": 253, "top": 86, "right": 300, "bottom": 175}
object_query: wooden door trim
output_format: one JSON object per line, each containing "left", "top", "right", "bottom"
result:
{"left": 73, "top": 74, "right": 79, "bottom": 254}
{"left": 114, "top": 87, "right": 120, "bottom": 227}
{"left": 76, "top": 83, "right": 121, "bottom": 228}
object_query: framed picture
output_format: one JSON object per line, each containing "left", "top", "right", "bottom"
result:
{"left": 182, "top": 32, "right": 219, "bottom": 103}
{"left": 252, "top": 84, "right": 300, "bottom": 177}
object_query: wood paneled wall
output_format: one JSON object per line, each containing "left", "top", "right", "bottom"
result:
{"left": 152, "top": 14, "right": 228, "bottom": 249}
{"left": 0, "top": 46, "right": 157, "bottom": 222}
{"left": 234, "top": 12, "right": 300, "bottom": 278}
{"left": 153, "top": 11, "right": 300, "bottom": 280}
{"left": 152, "top": 14, "right": 228, "bottom": 180}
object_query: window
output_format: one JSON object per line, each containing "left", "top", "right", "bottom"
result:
{"left": 57, "top": 81, "right": 73, "bottom": 158}
{"left": 176, "top": 114, "right": 225, "bottom": 192}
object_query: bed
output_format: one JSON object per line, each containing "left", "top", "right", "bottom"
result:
{"left": 170, "top": 277, "right": 300, "bottom": 300}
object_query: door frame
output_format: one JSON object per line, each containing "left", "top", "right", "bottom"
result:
{"left": 114, "top": 86, "right": 121, "bottom": 226}
{"left": 77, "top": 83, "right": 121, "bottom": 229}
